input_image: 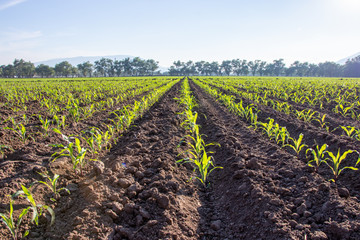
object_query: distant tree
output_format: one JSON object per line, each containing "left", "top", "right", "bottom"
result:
{"left": 231, "top": 59, "right": 241, "bottom": 76}
{"left": 258, "top": 61, "right": 267, "bottom": 76}
{"left": 145, "top": 59, "right": 159, "bottom": 75}
{"left": 248, "top": 60, "right": 261, "bottom": 76}
{"left": 71, "top": 66, "right": 78, "bottom": 77}
{"left": 106, "top": 59, "right": 115, "bottom": 77}
{"left": 170, "top": 60, "right": 184, "bottom": 76}
{"left": 210, "top": 62, "right": 220, "bottom": 75}
{"left": 132, "top": 57, "right": 145, "bottom": 76}
{"left": 77, "top": 61, "right": 93, "bottom": 77}
{"left": 195, "top": 61, "right": 206, "bottom": 75}
{"left": 308, "top": 64, "right": 319, "bottom": 77}
{"left": 240, "top": 60, "right": 249, "bottom": 76}
{"left": 318, "top": 62, "right": 342, "bottom": 77}
{"left": 286, "top": 61, "right": 299, "bottom": 76}
{"left": 114, "top": 60, "right": 123, "bottom": 76}
{"left": 168, "top": 66, "right": 178, "bottom": 76}
{"left": 220, "top": 60, "right": 232, "bottom": 76}
{"left": 183, "top": 61, "right": 196, "bottom": 76}
{"left": 13, "top": 59, "right": 35, "bottom": 77}
{"left": 55, "top": 61, "right": 73, "bottom": 77}
{"left": 122, "top": 58, "right": 133, "bottom": 76}
{"left": 94, "top": 58, "right": 114, "bottom": 77}
{"left": 273, "top": 59, "right": 285, "bottom": 76}
{"left": 344, "top": 56, "right": 360, "bottom": 77}
{"left": 1, "top": 64, "right": 15, "bottom": 78}
{"left": 35, "top": 64, "right": 54, "bottom": 77}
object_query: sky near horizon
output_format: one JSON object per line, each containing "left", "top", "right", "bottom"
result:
{"left": 0, "top": 0, "right": 359, "bottom": 67}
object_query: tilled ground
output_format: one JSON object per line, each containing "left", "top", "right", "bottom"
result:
{"left": 1, "top": 79, "right": 360, "bottom": 239}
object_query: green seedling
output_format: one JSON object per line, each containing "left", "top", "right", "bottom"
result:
{"left": 315, "top": 114, "right": 329, "bottom": 132}
{"left": 260, "top": 118, "right": 275, "bottom": 138}
{"left": 275, "top": 126, "right": 289, "bottom": 148}
{"left": 306, "top": 144, "right": 328, "bottom": 172}
{"left": 0, "top": 197, "right": 30, "bottom": 240}
{"left": 333, "top": 103, "right": 354, "bottom": 117}
{"left": 38, "top": 115, "right": 51, "bottom": 136}
{"left": 193, "top": 149, "right": 223, "bottom": 186}
{"left": 51, "top": 128, "right": 96, "bottom": 175}
{"left": 339, "top": 125, "right": 359, "bottom": 139}
{"left": 324, "top": 149, "right": 358, "bottom": 182}
{"left": 5, "top": 124, "right": 33, "bottom": 143}
{"left": 12, "top": 185, "right": 55, "bottom": 226}
{"left": 37, "top": 171, "right": 70, "bottom": 201}
{"left": 286, "top": 133, "right": 307, "bottom": 156}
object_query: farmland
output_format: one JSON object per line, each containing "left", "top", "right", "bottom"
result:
{"left": 1, "top": 76, "right": 360, "bottom": 239}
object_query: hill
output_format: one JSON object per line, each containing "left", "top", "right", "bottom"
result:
{"left": 337, "top": 52, "right": 360, "bottom": 65}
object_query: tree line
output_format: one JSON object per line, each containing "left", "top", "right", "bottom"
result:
{"left": 168, "top": 57, "right": 360, "bottom": 77}
{"left": 1, "top": 56, "right": 359, "bottom": 78}
{"left": 0, "top": 57, "right": 160, "bottom": 78}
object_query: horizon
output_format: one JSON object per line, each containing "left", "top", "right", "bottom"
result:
{"left": 1, "top": 0, "right": 359, "bottom": 67}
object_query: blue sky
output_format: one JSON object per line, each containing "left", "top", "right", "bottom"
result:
{"left": 0, "top": 0, "right": 359, "bottom": 67}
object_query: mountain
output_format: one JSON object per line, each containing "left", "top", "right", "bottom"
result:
{"left": 337, "top": 52, "right": 360, "bottom": 65}
{"left": 34, "top": 55, "right": 134, "bottom": 67}
{"left": 34, "top": 55, "right": 169, "bottom": 73}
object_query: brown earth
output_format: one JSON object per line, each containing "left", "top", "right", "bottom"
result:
{"left": 1, "top": 78, "right": 360, "bottom": 239}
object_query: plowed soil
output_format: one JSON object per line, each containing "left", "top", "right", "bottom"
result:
{"left": 1, "top": 78, "right": 360, "bottom": 240}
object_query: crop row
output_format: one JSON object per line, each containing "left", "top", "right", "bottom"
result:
{"left": 0, "top": 78, "right": 179, "bottom": 239}
{"left": 0, "top": 78, "right": 175, "bottom": 156}
{"left": 192, "top": 78, "right": 360, "bottom": 184}
{"left": 201, "top": 77, "right": 360, "bottom": 121}
{"left": 199, "top": 78, "right": 360, "bottom": 143}
{"left": 175, "top": 78, "right": 221, "bottom": 186}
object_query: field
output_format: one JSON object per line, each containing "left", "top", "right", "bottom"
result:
{"left": 1, "top": 76, "right": 360, "bottom": 239}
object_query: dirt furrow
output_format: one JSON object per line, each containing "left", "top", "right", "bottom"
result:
{"left": 32, "top": 80, "right": 204, "bottom": 240}
{"left": 201, "top": 80, "right": 360, "bottom": 195}
{"left": 190, "top": 79, "right": 360, "bottom": 240}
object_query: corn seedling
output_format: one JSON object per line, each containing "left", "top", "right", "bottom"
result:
{"left": 306, "top": 144, "right": 328, "bottom": 172}
{"left": 192, "top": 149, "right": 222, "bottom": 186}
{"left": 36, "top": 171, "right": 70, "bottom": 201}
{"left": 51, "top": 128, "right": 96, "bottom": 175}
{"left": 286, "top": 133, "right": 307, "bottom": 156}
{"left": 315, "top": 114, "right": 330, "bottom": 132}
{"left": 260, "top": 118, "right": 275, "bottom": 138}
{"left": 5, "top": 124, "right": 33, "bottom": 143}
{"left": 177, "top": 129, "right": 221, "bottom": 186}
{"left": 0, "top": 197, "right": 30, "bottom": 240}
{"left": 38, "top": 115, "right": 51, "bottom": 136}
{"left": 324, "top": 149, "right": 358, "bottom": 182}
{"left": 333, "top": 103, "right": 354, "bottom": 117}
{"left": 274, "top": 126, "right": 289, "bottom": 148}
{"left": 12, "top": 185, "right": 55, "bottom": 226}
{"left": 339, "top": 125, "right": 360, "bottom": 140}
{"left": 21, "top": 114, "right": 29, "bottom": 125}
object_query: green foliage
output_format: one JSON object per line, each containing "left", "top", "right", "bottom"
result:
{"left": 324, "top": 149, "right": 358, "bottom": 182}
{"left": 12, "top": 185, "right": 55, "bottom": 226}
{"left": 286, "top": 133, "right": 307, "bottom": 156}
{"left": 5, "top": 123, "right": 33, "bottom": 143}
{"left": 38, "top": 115, "right": 51, "bottom": 136}
{"left": 37, "top": 171, "right": 70, "bottom": 201}
{"left": 51, "top": 128, "right": 96, "bottom": 175}
{"left": 306, "top": 144, "right": 328, "bottom": 172}
{"left": 0, "top": 197, "right": 30, "bottom": 240}
{"left": 177, "top": 79, "right": 222, "bottom": 187}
